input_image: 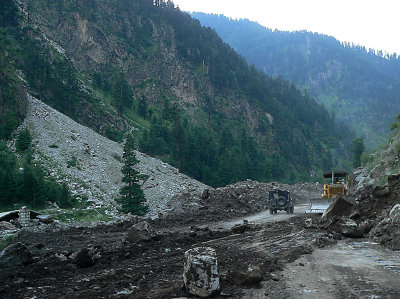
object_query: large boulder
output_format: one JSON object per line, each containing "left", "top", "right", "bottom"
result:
{"left": 336, "top": 217, "right": 364, "bottom": 238}
{"left": 126, "top": 221, "right": 153, "bottom": 243}
{"left": 183, "top": 247, "right": 220, "bottom": 298}
{"left": 0, "top": 242, "right": 33, "bottom": 268}
{"left": 74, "top": 248, "right": 94, "bottom": 268}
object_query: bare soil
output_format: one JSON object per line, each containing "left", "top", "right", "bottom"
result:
{"left": 1, "top": 204, "right": 399, "bottom": 298}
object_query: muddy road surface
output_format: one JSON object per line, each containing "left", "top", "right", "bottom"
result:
{"left": 1, "top": 209, "right": 399, "bottom": 298}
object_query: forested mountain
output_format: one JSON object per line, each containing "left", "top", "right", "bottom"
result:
{"left": 192, "top": 13, "right": 400, "bottom": 148}
{"left": 1, "top": 0, "right": 351, "bottom": 191}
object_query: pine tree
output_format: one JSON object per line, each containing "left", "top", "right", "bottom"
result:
{"left": 16, "top": 128, "right": 32, "bottom": 152}
{"left": 117, "top": 134, "right": 148, "bottom": 215}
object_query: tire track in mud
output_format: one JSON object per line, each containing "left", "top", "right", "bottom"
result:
{"left": 1, "top": 214, "right": 323, "bottom": 298}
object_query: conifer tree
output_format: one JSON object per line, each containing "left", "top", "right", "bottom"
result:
{"left": 117, "top": 134, "right": 148, "bottom": 215}
{"left": 16, "top": 128, "right": 32, "bottom": 152}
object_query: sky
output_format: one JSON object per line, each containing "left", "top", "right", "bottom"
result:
{"left": 172, "top": 0, "right": 400, "bottom": 55}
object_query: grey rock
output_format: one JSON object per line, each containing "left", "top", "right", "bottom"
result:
{"left": 0, "top": 242, "right": 33, "bottom": 268}
{"left": 74, "top": 248, "right": 94, "bottom": 268}
{"left": 183, "top": 247, "right": 220, "bottom": 298}
{"left": 337, "top": 217, "right": 364, "bottom": 238}
{"left": 126, "top": 221, "right": 153, "bottom": 243}
{"left": 36, "top": 214, "right": 54, "bottom": 224}
{"left": 0, "top": 221, "right": 17, "bottom": 231}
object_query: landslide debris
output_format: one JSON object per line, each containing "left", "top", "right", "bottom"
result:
{"left": 321, "top": 174, "right": 400, "bottom": 249}
{"left": 160, "top": 180, "right": 321, "bottom": 226}
{"left": 0, "top": 213, "right": 322, "bottom": 299}
{"left": 19, "top": 95, "right": 208, "bottom": 217}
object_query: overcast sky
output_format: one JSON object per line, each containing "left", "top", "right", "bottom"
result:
{"left": 173, "top": 0, "right": 400, "bottom": 55}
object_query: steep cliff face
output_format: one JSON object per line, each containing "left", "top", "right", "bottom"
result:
{"left": 6, "top": 0, "right": 349, "bottom": 184}
{"left": 31, "top": 1, "right": 210, "bottom": 110}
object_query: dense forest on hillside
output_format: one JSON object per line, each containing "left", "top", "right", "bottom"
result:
{"left": 192, "top": 13, "right": 400, "bottom": 149}
{"left": 0, "top": 2, "right": 76, "bottom": 209}
{"left": 0, "top": 0, "right": 352, "bottom": 191}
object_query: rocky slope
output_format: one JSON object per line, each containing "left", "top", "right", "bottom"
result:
{"left": 350, "top": 132, "right": 400, "bottom": 194}
{"left": 19, "top": 94, "right": 207, "bottom": 217}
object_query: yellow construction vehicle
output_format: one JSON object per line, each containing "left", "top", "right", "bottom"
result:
{"left": 307, "top": 170, "right": 348, "bottom": 213}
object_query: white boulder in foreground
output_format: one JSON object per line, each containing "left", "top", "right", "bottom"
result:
{"left": 183, "top": 247, "right": 220, "bottom": 297}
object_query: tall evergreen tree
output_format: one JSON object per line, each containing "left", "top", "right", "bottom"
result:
{"left": 350, "top": 137, "right": 365, "bottom": 168}
{"left": 117, "top": 134, "right": 148, "bottom": 215}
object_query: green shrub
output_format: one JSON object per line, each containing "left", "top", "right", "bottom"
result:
{"left": 67, "top": 155, "right": 78, "bottom": 168}
{"left": 361, "top": 152, "right": 373, "bottom": 166}
{"left": 56, "top": 183, "right": 76, "bottom": 208}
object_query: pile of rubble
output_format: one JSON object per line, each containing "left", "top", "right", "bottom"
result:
{"left": 318, "top": 174, "right": 400, "bottom": 250}
{"left": 158, "top": 180, "right": 321, "bottom": 225}
{"left": 18, "top": 94, "right": 207, "bottom": 217}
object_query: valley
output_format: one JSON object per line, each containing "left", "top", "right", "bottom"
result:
{"left": 1, "top": 1, "right": 400, "bottom": 298}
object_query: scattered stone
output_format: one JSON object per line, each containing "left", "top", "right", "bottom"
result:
{"left": 270, "top": 273, "right": 280, "bottom": 281}
{"left": 304, "top": 218, "right": 313, "bottom": 228}
{"left": 231, "top": 223, "right": 249, "bottom": 234}
{"left": 75, "top": 248, "right": 94, "bottom": 268}
{"left": 183, "top": 247, "right": 220, "bottom": 298}
{"left": 336, "top": 217, "right": 364, "bottom": 238}
{"left": 126, "top": 221, "right": 153, "bottom": 243}
{"left": 228, "top": 266, "right": 264, "bottom": 286}
{"left": 372, "top": 186, "right": 390, "bottom": 198}
{"left": 315, "top": 236, "right": 337, "bottom": 248}
{"left": 388, "top": 174, "right": 400, "bottom": 187}
{"left": 36, "top": 214, "right": 54, "bottom": 224}
{"left": 201, "top": 189, "right": 210, "bottom": 200}
{"left": 0, "top": 242, "right": 33, "bottom": 268}
{"left": 55, "top": 253, "right": 68, "bottom": 262}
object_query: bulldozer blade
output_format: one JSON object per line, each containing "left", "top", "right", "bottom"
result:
{"left": 306, "top": 198, "right": 334, "bottom": 214}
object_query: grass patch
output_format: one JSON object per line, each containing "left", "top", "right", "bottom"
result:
{"left": 0, "top": 235, "right": 14, "bottom": 250}
{"left": 67, "top": 155, "right": 80, "bottom": 169}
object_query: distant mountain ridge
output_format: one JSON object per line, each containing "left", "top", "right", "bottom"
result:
{"left": 192, "top": 12, "right": 400, "bottom": 148}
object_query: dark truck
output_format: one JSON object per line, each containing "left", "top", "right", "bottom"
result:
{"left": 268, "top": 190, "right": 294, "bottom": 214}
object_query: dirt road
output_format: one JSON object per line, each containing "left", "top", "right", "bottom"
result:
{"left": 282, "top": 239, "right": 400, "bottom": 298}
{"left": 1, "top": 206, "right": 399, "bottom": 298}
{"left": 211, "top": 203, "right": 309, "bottom": 229}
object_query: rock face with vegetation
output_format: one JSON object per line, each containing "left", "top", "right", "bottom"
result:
{"left": 192, "top": 13, "right": 400, "bottom": 148}
{"left": 1, "top": 0, "right": 351, "bottom": 191}
{"left": 350, "top": 128, "right": 400, "bottom": 193}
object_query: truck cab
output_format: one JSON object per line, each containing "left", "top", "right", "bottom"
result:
{"left": 269, "top": 190, "right": 294, "bottom": 214}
